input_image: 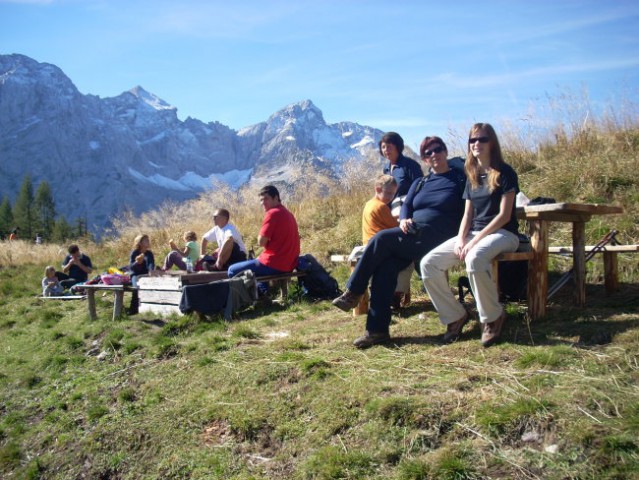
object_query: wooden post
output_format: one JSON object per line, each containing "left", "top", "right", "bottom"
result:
{"left": 572, "top": 221, "right": 586, "bottom": 307}
{"left": 87, "top": 289, "right": 97, "bottom": 320}
{"left": 527, "top": 219, "right": 548, "bottom": 320}
{"left": 603, "top": 251, "right": 619, "bottom": 294}
{"left": 113, "top": 290, "right": 125, "bottom": 320}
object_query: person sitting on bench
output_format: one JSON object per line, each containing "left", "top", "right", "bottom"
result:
{"left": 57, "top": 244, "right": 93, "bottom": 289}
{"left": 200, "top": 209, "right": 248, "bottom": 271}
{"left": 228, "top": 185, "right": 300, "bottom": 293}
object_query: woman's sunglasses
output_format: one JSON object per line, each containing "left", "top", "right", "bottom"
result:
{"left": 422, "top": 145, "right": 445, "bottom": 158}
{"left": 468, "top": 136, "right": 490, "bottom": 144}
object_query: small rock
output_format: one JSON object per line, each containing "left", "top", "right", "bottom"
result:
{"left": 544, "top": 444, "right": 559, "bottom": 454}
{"left": 522, "top": 431, "right": 541, "bottom": 443}
{"left": 96, "top": 351, "right": 109, "bottom": 361}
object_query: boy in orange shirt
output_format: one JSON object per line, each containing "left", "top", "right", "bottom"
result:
{"left": 362, "top": 175, "right": 398, "bottom": 244}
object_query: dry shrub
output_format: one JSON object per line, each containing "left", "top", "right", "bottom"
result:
{"left": 55, "top": 93, "right": 639, "bottom": 267}
{"left": 0, "top": 240, "right": 73, "bottom": 268}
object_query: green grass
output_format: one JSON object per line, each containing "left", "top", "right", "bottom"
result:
{"left": 1, "top": 262, "right": 637, "bottom": 479}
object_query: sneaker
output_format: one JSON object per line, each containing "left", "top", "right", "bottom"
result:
{"left": 353, "top": 331, "right": 391, "bottom": 349}
{"left": 443, "top": 312, "right": 469, "bottom": 344}
{"left": 481, "top": 310, "right": 507, "bottom": 348}
{"left": 332, "top": 290, "right": 363, "bottom": 312}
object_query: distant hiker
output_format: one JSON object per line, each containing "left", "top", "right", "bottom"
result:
{"left": 35, "top": 233, "right": 43, "bottom": 245}
{"left": 57, "top": 244, "right": 93, "bottom": 289}
{"left": 200, "top": 208, "right": 248, "bottom": 271}
{"left": 127, "top": 234, "right": 155, "bottom": 314}
{"left": 9, "top": 227, "right": 19, "bottom": 241}
{"left": 332, "top": 135, "right": 466, "bottom": 349}
{"left": 42, "top": 265, "right": 64, "bottom": 297}
{"left": 161, "top": 231, "right": 199, "bottom": 271}
{"left": 228, "top": 185, "right": 300, "bottom": 293}
{"left": 380, "top": 132, "right": 423, "bottom": 216}
{"left": 421, "top": 123, "right": 520, "bottom": 348}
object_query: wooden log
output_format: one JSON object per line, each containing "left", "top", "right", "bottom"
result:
{"left": 528, "top": 219, "right": 548, "bottom": 320}
{"left": 603, "top": 251, "right": 619, "bottom": 294}
{"left": 572, "top": 221, "right": 586, "bottom": 307}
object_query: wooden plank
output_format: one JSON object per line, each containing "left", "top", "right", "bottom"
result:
{"left": 495, "top": 251, "right": 534, "bottom": 261}
{"left": 138, "top": 290, "right": 182, "bottom": 304}
{"left": 528, "top": 218, "right": 548, "bottom": 320}
{"left": 181, "top": 271, "right": 229, "bottom": 285}
{"left": 549, "top": 244, "right": 639, "bottom": 253}
{"left": 39, "top": 295, "right": 87, "bottom": 300}
{"left": 138, "top": 275, "right": 181, "bottom": 289}
{"left": 139, "top": 303, "right": 183, "bottom": 316}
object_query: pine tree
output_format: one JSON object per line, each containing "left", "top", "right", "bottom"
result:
{"left": 13, "top": 175, "right": 34, "bottom": 239}
{"left": 0, "top": 195, "right": 13, "bottom": 240}
{"left": 34, "top": 181, "right": 56, "bottom": 240}
{"left": 52, "top": 215, "right": 73, "bottom": 243}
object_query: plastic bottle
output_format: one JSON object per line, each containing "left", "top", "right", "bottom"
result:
{"left": 185, "top": 256, "right": 193, "bottom": 273}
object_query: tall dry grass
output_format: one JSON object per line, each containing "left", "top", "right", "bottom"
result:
{"left": 10, "top": 95, "right": 635, "bottom": 271}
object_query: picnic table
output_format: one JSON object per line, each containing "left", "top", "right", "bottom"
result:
{"left": 517, "top": 202, "right": 623, "bottom": 319}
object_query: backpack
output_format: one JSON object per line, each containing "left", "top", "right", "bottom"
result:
{"left": 296, "top": 254, "right": 342, "bottom": 300}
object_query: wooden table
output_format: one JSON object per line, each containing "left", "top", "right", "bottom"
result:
{"left": 81, "top": 284, "right": 138, "bottom": 320}
{"left": 517, "top": 202, "right": 623, "bottom": 319}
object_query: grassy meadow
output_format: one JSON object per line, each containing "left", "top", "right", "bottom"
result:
{"left": 1, "top": 107, "right": 638, "bottom": 479}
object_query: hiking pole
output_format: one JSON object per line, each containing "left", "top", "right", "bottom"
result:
{"left": 547, "top": 229, "right": 618, "bottom": 299}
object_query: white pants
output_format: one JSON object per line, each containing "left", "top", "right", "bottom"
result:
{"left": 395, "top": 262, "right": 414, "bottom": 294}
{"left": 420, "top": 230, "right": 519, "bottom": 324}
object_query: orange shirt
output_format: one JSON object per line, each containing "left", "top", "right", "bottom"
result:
{"left": 362, "top": 197, "right": 398, "bottom": 244}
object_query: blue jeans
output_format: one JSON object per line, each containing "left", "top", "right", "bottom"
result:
{"left": 228, "top": 259, "right": 286, "bottom": 294}
{"left": 347, "top": 227, "right": 451, "bottom": 334}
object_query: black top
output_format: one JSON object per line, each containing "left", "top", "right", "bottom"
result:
{"left": 464, "top": 163, "right": 519, "bottom": 234}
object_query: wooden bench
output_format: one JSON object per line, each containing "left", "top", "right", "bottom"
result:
{"left": 548, "top": 244, "right": 638, "bottom": 293}
{"left": 81, "top": 284, "right": 138, "bottom": 321}
{"left": 137, "top": 270, "right": 306, "bottom": 316}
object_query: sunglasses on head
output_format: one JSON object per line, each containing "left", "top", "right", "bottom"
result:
{"left": 468, "top": 136, "right": 490, "bottom": 144}
{"left": 422, "top": 145, "right": 445, "bottom": 157}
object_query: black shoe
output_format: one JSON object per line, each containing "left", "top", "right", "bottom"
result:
{"left": 352, "top": 331, "right": 391, "bottom": 349}
{"left": 332, "top": 290, "right": 362, "bottom": 312}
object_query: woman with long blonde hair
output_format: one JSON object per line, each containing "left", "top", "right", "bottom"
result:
{"left": 420, "top": 123, "right": 520, "bottom": 347}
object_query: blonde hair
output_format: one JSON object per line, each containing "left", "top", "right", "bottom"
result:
{"left": 184, "top": 231, "right": 197, "bottom": 241}
{"left": 465, "top": 123, "right": 505, "bottom": 192}
{"left": 374, "top": 174, "right": 397, "bottom": 190}
{"left": 133, "top": 234, "right": 150, "bottom": 250}
{"left": 45, "top": 265, "right": 56, "bottom": 276}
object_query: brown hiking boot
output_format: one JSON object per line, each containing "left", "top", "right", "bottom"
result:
{"left": 352, "top": 331, "right": 391, "bottom": 349}
{"left": 481, "top": 310, "right": 507, "bottom": 348}
{"left": 443, "top": 312, "right": 469, "bottom": 344}
{"left": 332, "top": 290, "right": 363, "bottom": 312}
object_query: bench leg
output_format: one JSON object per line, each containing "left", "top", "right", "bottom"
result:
{"left": 87, "top": 289, "right": 97, "bottom": 320}
{"left": 353, "top": 290, "right": 369, "bottom": 316}
{"left": 113, "top": 291, "right": 124, "bottom": 320}
{"left": 603, "top": 251, "right": 619, "bottom": 294}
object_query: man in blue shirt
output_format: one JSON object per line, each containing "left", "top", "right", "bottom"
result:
{"left": 380, "top": 132, "right": 423, "bottom": 198}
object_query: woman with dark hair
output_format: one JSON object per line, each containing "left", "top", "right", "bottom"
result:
{"left": 420, "top": 123, "right": 520, "bottom": 347}
{"left": 380, "top": 132, "right": 423, "bottom": 199}
{"left": 333, "top": 135, "right": 466, "bottom": 348}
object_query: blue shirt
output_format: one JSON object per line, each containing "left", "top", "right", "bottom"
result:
{"left": 401, "top": 168, "right": 466, "bottom": 235}
{"left": 383, "top": 154, "right": 423, "bottom": 198}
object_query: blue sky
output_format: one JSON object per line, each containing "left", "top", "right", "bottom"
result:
{"left": 1, "top": 0, "right": 638, "bottom": 151}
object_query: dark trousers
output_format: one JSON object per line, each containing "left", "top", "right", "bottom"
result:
{"left": 347, "top": 227, "right": 449, "bottom": 334}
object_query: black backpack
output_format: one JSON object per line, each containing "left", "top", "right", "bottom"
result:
{"left": 297, "top": 254, "right": 341, "bottom": 300}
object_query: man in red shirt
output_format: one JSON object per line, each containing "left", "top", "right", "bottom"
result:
{"left": 228, "top": 185, "right": 300, "bottom": 282}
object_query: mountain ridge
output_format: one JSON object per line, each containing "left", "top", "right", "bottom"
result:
{"left": 0, "top": 54, "right": 384, "bottom": 233}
